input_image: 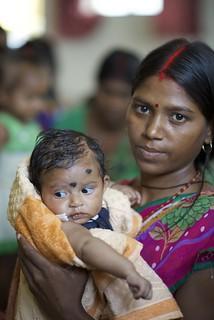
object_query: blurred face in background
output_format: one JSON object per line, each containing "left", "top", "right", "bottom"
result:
{"left": 5, "top": 63, "right": 52, "bottom": 123}
{"left": 94, "top": 78, "right": 132, "bottom": 131}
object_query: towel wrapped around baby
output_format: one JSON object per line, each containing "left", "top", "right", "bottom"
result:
{"left": 7, "top": 159, "right": 182, "bottom": 320}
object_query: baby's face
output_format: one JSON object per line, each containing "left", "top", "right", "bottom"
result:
{"left": 40, "top": 153, "right": 108, "bottom": 225}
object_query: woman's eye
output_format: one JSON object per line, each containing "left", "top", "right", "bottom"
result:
{"left": 82, "top": 187, "right": 94, "bottom": 194}
{"left": 135, "top": 104, "right": 150, "bottom": 114}
{"left": 172, "top": 113, "right": 186, "bottom": 122}
{"left": 54, "top": 191, "right": 67, "bottom": 198}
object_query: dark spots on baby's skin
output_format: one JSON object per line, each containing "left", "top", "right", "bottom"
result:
{"left": 69, "top": 182, "right": 77, "bottom": 188}
{"left": 85, "top": 168, "right": 92, "bottom": 174}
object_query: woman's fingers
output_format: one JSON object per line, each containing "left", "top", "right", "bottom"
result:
{"left": 17, "top": 235, "right": 91, "bottom": 320}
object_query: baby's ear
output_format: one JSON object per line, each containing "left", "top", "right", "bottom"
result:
{"left": 103, "top": 175, "right": 110, "bottom": 190}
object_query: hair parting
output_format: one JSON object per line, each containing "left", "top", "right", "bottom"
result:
{"left": 159, "top": 46, "right": 186, "bottom": 80}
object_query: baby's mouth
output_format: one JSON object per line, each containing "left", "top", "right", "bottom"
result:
{"left": 56, "top": 212, "right": 86, "bottom": 222}
{"left": 71, "top": 213, "right": 84, "bottom": 221}
{"left": 56, "top": 213, "right": 70, "bottom": 222}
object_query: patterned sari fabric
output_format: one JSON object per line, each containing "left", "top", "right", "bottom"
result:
{"left": 134, "top": 183, "right": 214, "bottom": 293}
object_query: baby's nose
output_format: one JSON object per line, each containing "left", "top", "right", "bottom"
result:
{"left": 69, "top": 194, "right": 83, "bottom": 208}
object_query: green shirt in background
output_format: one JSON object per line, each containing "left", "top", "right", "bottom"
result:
{"left": 0, "top": 112, "right": 41, "bottom": 254}
{"left": 0, "top": 112, "right": 40, "bottom": 152}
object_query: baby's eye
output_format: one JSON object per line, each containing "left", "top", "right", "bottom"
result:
{"left": 82, "top": 186, "right": 94, "bottom": 194}
{"left": 172, "top": 113, "right": 187, "bottom": 122}
{"left": 54, "top": 191, "right": 67, "bottom": 198}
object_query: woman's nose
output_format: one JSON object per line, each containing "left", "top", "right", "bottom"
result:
{"left": 144, "top": 115, "right": 163, "bottom": 140}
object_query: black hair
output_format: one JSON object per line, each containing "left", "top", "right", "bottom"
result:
{"left": 29, "top": 129, "right": 106, "bottom": 193}
{"left": 16, "top": 37, "right": 57, "bottom": 102}
{"left": 132, "top": 38, "right": 214, "bottom": 167}
{"left": 16, "top": 37, "right": 56, "bottom": 73}
{"left": 0, "top": 25, "right": 7, "bottom": 53}
{"left": 0, "top": 51, "right": 21, "bottom": 93}
{"left": 0, "top": 47, "right": 50, "bottom": 87}
{"left": 97, "top": 49, "right": 140, "bottom": 85}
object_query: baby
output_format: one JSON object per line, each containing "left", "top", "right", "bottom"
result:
{"left": 28, "top": 128, "right": 151, "bottom": 299}
{"left": 8, "top": 128, "right": 182, "bottom": 320}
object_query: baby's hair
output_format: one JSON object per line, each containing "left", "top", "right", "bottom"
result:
{"left": 29, "top": 129, "right": 106, "bottom": 193}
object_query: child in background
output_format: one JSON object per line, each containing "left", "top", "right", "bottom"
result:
{"left": 8, "top": 129, "right": 182, "bottom": 320}
{"left": 0, "top": 53, "right": 51, "bottom": 247}
{"left": 17, "top": 37, "right": 60, "bottom": 130}
{"left": 0, "top": 52, "right": 51, "bottom": 313}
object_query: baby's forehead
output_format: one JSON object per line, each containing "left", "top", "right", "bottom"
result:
{"left": 75, "top": 149, "right": 99, "bottom": 169}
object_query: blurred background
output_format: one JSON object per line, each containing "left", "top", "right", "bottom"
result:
{"left": 0, "top": 0, "right": 213, "bottom": 106}
{"left": 0, "top": 1, "right": 214, "bottom": 317}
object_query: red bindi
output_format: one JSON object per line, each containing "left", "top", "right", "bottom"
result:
{"left": 155, "top": 103, "right": 159, "bottom": 108}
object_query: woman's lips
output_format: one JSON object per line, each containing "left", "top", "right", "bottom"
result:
{"left": 135, "top": 145, "right": 166, "bottom": 161}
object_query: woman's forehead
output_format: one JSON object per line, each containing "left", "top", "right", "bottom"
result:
{"left": 133, "top": 75, "right": 201, "bottom": 112}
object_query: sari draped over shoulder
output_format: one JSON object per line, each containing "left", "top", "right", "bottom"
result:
{"left": 126, "top": 180, "right": 214, "bottom": 293}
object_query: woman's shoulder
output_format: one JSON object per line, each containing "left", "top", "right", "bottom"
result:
{"left": 201, "top": 181, "right": 214, "bottom": 195}
{"left": 119, "top": 178, "right": 139, "bottom": 187}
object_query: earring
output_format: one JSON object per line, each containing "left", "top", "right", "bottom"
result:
{"left": 202, "top": 141, "right": 213, "bottom": 153}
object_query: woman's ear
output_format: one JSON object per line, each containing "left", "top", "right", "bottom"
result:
{"left": 204, "top": 125, "right": 213, "bottom": 144}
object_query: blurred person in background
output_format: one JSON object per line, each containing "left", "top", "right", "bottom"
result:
{"left": 17, "top": 37, "right": 60, "bottom": 130}
{"left": 55, "top": 49, "right": 141, "bottom": 181}
{"left": 0, "top": 26, "right": 8, "bottom": 57}
{"left": 0, "top": 52, "right": 51, "bottom": 314}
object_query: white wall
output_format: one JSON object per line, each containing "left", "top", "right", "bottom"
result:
{"left": 45, "top": 0, "right": 214, "bottom": 106}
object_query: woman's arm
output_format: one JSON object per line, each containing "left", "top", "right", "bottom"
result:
{"left": 175, "top": 268, "right": 214, "bottom": 320}
{"left": 18, "top": 236, "right": 93, "bottom": 320}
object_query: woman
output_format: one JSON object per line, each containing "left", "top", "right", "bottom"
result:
{"left": 8, "top": 38, "right": 214, "bottom": 320}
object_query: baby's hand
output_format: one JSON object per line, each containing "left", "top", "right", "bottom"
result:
{"left": 110, "top": 183, "right": 142, "bottom": 206}
{"left": 126, "top": 271, "right": 152, "bottom": 300}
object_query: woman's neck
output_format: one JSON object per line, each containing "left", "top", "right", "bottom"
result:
{"left": 137, "top": 167, "right": 202, "bottom": 205}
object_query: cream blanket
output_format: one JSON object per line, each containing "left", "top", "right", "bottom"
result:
{"left": 7, "top": 159, "right": 182, "bottom": 320}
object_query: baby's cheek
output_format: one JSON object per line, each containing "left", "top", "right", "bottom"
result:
{"left": 50, "top": 199, "right": 65, "bottom": 215}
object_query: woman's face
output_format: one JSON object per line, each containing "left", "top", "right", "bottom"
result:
{"left": 127, "top": 75, "right": 211, "bottom": 178}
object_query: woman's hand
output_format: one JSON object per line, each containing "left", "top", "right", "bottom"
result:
{"left": 110, "top": 183, "right": 142, "bottom": 206}
{"left": 18, "top": 236, "right": 93, "bottom": 320}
